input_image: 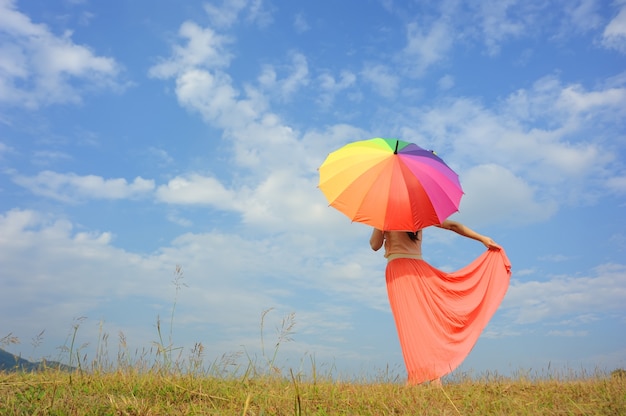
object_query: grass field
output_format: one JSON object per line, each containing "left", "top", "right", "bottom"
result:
{"left": 1, "top": 366, "right": 625, "bottom": 415}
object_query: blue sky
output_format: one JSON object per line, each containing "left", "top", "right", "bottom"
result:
{"left": 1, "top": 0, "right": 625, "bottom": 380}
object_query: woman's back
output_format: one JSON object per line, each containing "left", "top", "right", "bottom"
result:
{"left": 384, "top": 231, "right": 422, "bottom": 258}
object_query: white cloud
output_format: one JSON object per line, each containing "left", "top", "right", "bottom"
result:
{"left": 149, "top": 20, "right": 269, "bottom": 132}
{"left": 12, "top": 171, "right": 155, "bottom": 202}
{"left": 159, "top": 65, "right": 620, "bottom": 232}
{"left": 0, "top": 207, "right": 378, "bottom": 368}
{"left": 258, "top": 52, "right": 310, "bottom": 101}
{"left": 156, "top": 174, "right": 236, "bottom": 209}
{"left": 0, "top": 208, "right": 159, "bottom": 301}
{"left": 498, "top": 78, "right": 625, "bottom": 189}
{"left": 203, "top": 0, "right": 273, "bottom": 29}
{"left": 236, "top": 169, "right": 331, "bottom": 231}
{"left": 400, "top": 19, "right": 453, "bottom": 76}
{"left": 174, "top": 69, "right": 254, "bottom": 127}
{"left": 361, "top": 64, "right": 399, "bottom": 98}
{"left": 279, "top": 52, "right": 309, "bottom": 99}
{"left": 154, "top": 168, "right": 343, "bottom": 234}
{"left": 151, "top": 118, "right": 368, "bottom": 233}
{"left": 438, "top": 74, "right": 454, "bottom": 90}
{"left": 148, "top": 22, "right": 232, "bottom": 78}
{"left": 0, "top": 0, "right": 123, "bottom": 108}
{"left": 602, "top": 3, "right": 626, "bottom": 53}
{"left": 147, "top": 18, "right": 345, "bottom": 195}
{"left": 538, "top": 254, "right": 572, "bottom": 262}
{"left": 203, "top": 0, "right": 247, "bottom": 28}
{"left": 456, "top": 164, "right": 558, "bottom": 227}
{"left": 293, "top": 13, "right": 310, "bottom": 33}
{"left": 0, "top": 208, "right": 197, "bottom": 357}
{"left": 147, "top": 147, "right": 174, "bottom": 167}
{"left": 554, "top": 313, "right": 600, "bottom": 326}
{"left": 165, "top": 212, "right": 193, "bottom": 227}
{"left": 147, "top": 18, "right": 355, "bottom": 239}
{"left": 0, "top": 141, "right": 13, "bottom": 157}
{"left": 319, "top": 71, "right": 356, "bottom": 92}
{"left": 246, "top": 0, "right": 273, "bottom": 27}
{"left": 475, "top": 0, "right": 528, "bottom": 55}
{"left": 557, "top": 84, "right": 626, "bottom": 114}
{"left": 503, "top": 263, "right": 626, "bottom": 324}
{"left": 31, "top": 150, "right": 72, "bottom": 166}
{"left": 606, "top": 175, "right": 626, "bottom": 193}
{"left": 562, "top": 0, "right": 602, "bottom": 33}
{"left": 229, "top": 111, "right": 306, "bottom": 170}
{"left": 404, "top": 75, "right": 625, "bottom": 221}
{"left": 317, "top": 70, "right": 356, "bottom": 107}
{"left": 547, "top": 330, "right": 588, "bottom": 337}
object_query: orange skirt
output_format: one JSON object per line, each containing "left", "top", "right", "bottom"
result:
{"left": 385, "top": 249, "right": 511, "bottom": 384}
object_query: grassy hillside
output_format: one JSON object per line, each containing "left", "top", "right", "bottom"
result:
{"left": 0, "top": 348, "right": 34, "bottom": 372}
{"left": 0, "top": 348, "right": 72, "bottom": 373}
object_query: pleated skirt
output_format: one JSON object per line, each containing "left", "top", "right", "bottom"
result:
{"left": 385, "top": 249, "right": 511, "bottom": 384}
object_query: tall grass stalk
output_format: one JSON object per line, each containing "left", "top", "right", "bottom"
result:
{"left": 60, "top": 316, "right": 87, "bottom": 381}
{"left": 242, "top": 307, "right": 296, "bottom": 379}
{"left": 154, "top": 264, "right": 186, "bottom": 372}
{"left": 0, "top": 333, "right": 19, "bottom": 349}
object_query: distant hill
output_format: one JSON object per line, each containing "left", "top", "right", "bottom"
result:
{"left": 0, "top": 348, "right": 74, "bottom": 372}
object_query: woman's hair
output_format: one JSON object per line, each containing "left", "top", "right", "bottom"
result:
{"left": 406, "top": 230, "right": 421, "bottom": 241}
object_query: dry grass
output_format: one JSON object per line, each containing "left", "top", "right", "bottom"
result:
{"left": 1, "top": 368, "right": 624, "bottom": 415}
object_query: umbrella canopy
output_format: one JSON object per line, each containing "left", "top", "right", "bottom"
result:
{"left": 318, "top": 138, "right": 463, "bottom": 231}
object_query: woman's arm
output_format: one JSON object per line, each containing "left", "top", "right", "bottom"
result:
{"left": 437, "top": 220, "right": 501, "bottom": 250}
{"left": 370, "top": 229, "right": 384, "bottom": 251}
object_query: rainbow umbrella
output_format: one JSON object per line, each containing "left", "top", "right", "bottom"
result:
{"left": 318, "top": 138, "right": 463, "bottom": 231}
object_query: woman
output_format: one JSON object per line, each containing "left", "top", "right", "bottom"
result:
{"left": 370, "top": 220, "right": 511, "bottom": 385}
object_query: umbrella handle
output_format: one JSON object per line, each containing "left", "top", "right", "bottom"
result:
{"left": 394, "top": 140, "right": 399, "bottom": 154}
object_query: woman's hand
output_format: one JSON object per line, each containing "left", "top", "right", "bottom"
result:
{"left": 481, "top": 237, "right": 501, "bottom": 250}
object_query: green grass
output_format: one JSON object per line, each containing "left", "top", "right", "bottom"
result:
{"left": 1, "top": 367, "right": 624, "bottom": 415}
